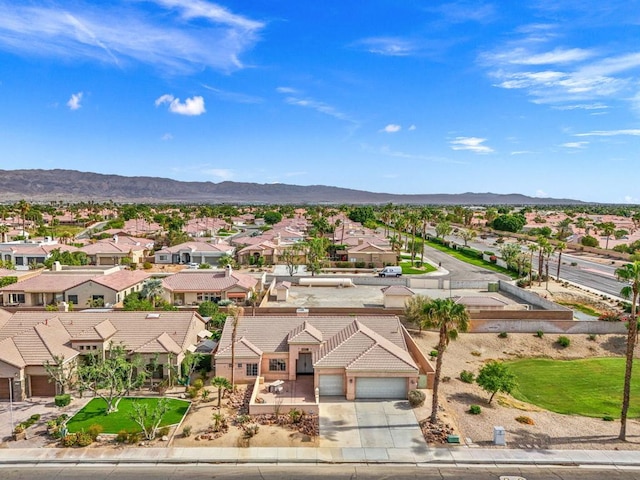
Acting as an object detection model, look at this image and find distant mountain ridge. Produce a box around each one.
[0,169,586,205]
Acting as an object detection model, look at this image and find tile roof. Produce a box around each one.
[0,274,97,293]
[0,337,26,368]
[216,336,262,358]
[89,270,151,292]
[381,285,415,296]
[0,311,206,367]
[133,332,182,355]
[162,271,257,292]
[156,241,234,255]
[288,321,323,344]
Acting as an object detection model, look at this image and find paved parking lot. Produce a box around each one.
[319,399,426,451]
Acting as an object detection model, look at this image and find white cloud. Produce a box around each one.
[276,86,298,94]
[381,124,401,133]
[552,103,608,110]
[161,133,173,141]
[408,125,416,131]
[0,1,264,73]
[201,84,262,104]
[449,136,494,154]
[574,129,640,137]
[510,150,534,155]
[354,37,417,56]
[486,47,594,66]
[66,91,83,110]
[202,168,233,180]
[155,94,206,116]
[281,94,358,126]
[561,141,588,148]
[534,189,548,197]
[364,144,466,165]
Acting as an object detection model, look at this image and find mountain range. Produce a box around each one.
[0,169,585,205]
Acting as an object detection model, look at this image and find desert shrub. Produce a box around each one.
[471,350,482,357]
[535,330,544,338]
[469,405,481,415]
[603,415,615,422]
[557,336,571,348]
[115,430,129,443]
[243,424,259,438]
[29,413,41,422]
[498,331,508,339]
[75,431,94,447]
[182,425,192,437]
[354,261,366,268]
[192,378,204,391]
[429,350,438,357]
[126,431,141,444]
[236,414,251,426]
[408,389,426,407]
[289,408,303,423]
[459,370,475,384]
[55,394,71,407]
[158,426,170,437]
[442,376,451,383]
[87,424,103,440]
[515,415,535,425]
[61,433,78,447]
[143,262,152,270]
[599,311,622,322]
[588,333,597,341]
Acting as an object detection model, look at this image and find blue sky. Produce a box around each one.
[1,1,639,203]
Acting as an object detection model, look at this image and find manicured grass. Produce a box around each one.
[424,239,518,278]
[557,302,601,317]
[67,397,190,434]
[507,358,640,419]
[400,261,437,275]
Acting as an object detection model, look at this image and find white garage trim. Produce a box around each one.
[318,374,344,396]
[355,377,407,399]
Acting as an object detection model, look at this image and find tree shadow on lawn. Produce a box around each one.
[600,335,627,355]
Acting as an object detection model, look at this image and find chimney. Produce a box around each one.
[225,264,232,277]
[274,233,281,245]
[296,307,309,317]
[59,301,69,312]
[52,261,62,272]
[358,238,364,245]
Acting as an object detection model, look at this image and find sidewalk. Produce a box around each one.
[0,446,639,467]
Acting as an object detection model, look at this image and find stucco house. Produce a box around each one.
[161,266,260,306]
[214,315,431,401]
[154,240,235,267]
[345,241,397,267]
[79,235,149,266]
[0,310,207,401]
[381,285,415,309]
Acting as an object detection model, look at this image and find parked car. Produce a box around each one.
[378,266,402,277]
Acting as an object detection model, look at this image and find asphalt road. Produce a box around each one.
[1,465,639,479]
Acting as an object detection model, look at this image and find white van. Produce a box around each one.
[378,266,402,277]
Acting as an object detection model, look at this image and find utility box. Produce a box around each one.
[488,282,499,292]
[493,426,506,445]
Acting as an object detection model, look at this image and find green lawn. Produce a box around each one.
[67,397,190,433]
[507,358,640,419]
[557,302,601,317]
[400,260,437,275]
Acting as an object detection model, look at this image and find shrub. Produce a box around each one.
[515,415,535,425]
[535,330,544,338]
[87,424,103,440]
[158,426,170,437]
[469,405,481,415]
[588,333,597,341]
[471,350,482,357]
[182,425,192,437]
[75,431,94,447]
[557,336,571,348]
[61,433,77,447]
[115,430,129,443]
[459,370,475,384]
[192,378,204,391]
[354,261,366,268]
[29,413,41,422]
[498,331,508,339]
[143,262,153,270]
[289,408,303,423]
[429,350,438,358]
[55,394,71,407]
[243,424,260,438]
[598,311,622,322]
[603,415,615,422]
[408,389,426,407]
[126,431,141,444]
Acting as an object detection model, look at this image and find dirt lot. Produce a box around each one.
[411,329,640,450]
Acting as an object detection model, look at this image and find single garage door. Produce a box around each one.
[355,377,407,399]
[319,374,344,396]
[30,375,56,397]
[0,378,10,400]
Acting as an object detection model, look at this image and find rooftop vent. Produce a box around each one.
[146,313,160,319]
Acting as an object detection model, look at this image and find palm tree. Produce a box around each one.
[0,223,9,243]
[537,237,549,286]
[542,241,555,291]
[17,200,30,238]
[422,298,470,423]
[527,242,539,287]
[141,278,164,308]
[228,305,244,391]
[555,241,567,281]
[615,261,640,441]
[211,376,232,409]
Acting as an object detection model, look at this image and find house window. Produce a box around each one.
[92,345,97,350]
[228,363,233,368]
[67,295,78,305]
[237,363,243,368]
[269,359,286,372]
[246,363,258,376]
[159,255,167,261]
[79,346,84,350]
[196,292,222,303]
[147,363,164,379]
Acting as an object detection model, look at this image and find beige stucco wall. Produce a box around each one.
[287,344,320,381]
[215,355,261,384]
[383,294,411,309]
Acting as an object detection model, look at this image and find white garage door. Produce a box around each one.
[319,374,344,396]
[355,377,407,399]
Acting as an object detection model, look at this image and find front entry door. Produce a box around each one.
[296,352,313,374]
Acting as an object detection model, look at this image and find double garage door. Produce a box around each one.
[318,375,407,399]
[355,377,407,399]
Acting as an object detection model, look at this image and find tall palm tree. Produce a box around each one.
[228,305,244,391]
[0,223,9,243]
[527,242,539,287]
[615,261,640,441]
[555,241,567,281]
[537,237,549,286]
[17,200,30,238]
[422,298,470,423]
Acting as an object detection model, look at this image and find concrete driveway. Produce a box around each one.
[319,398,426,449]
